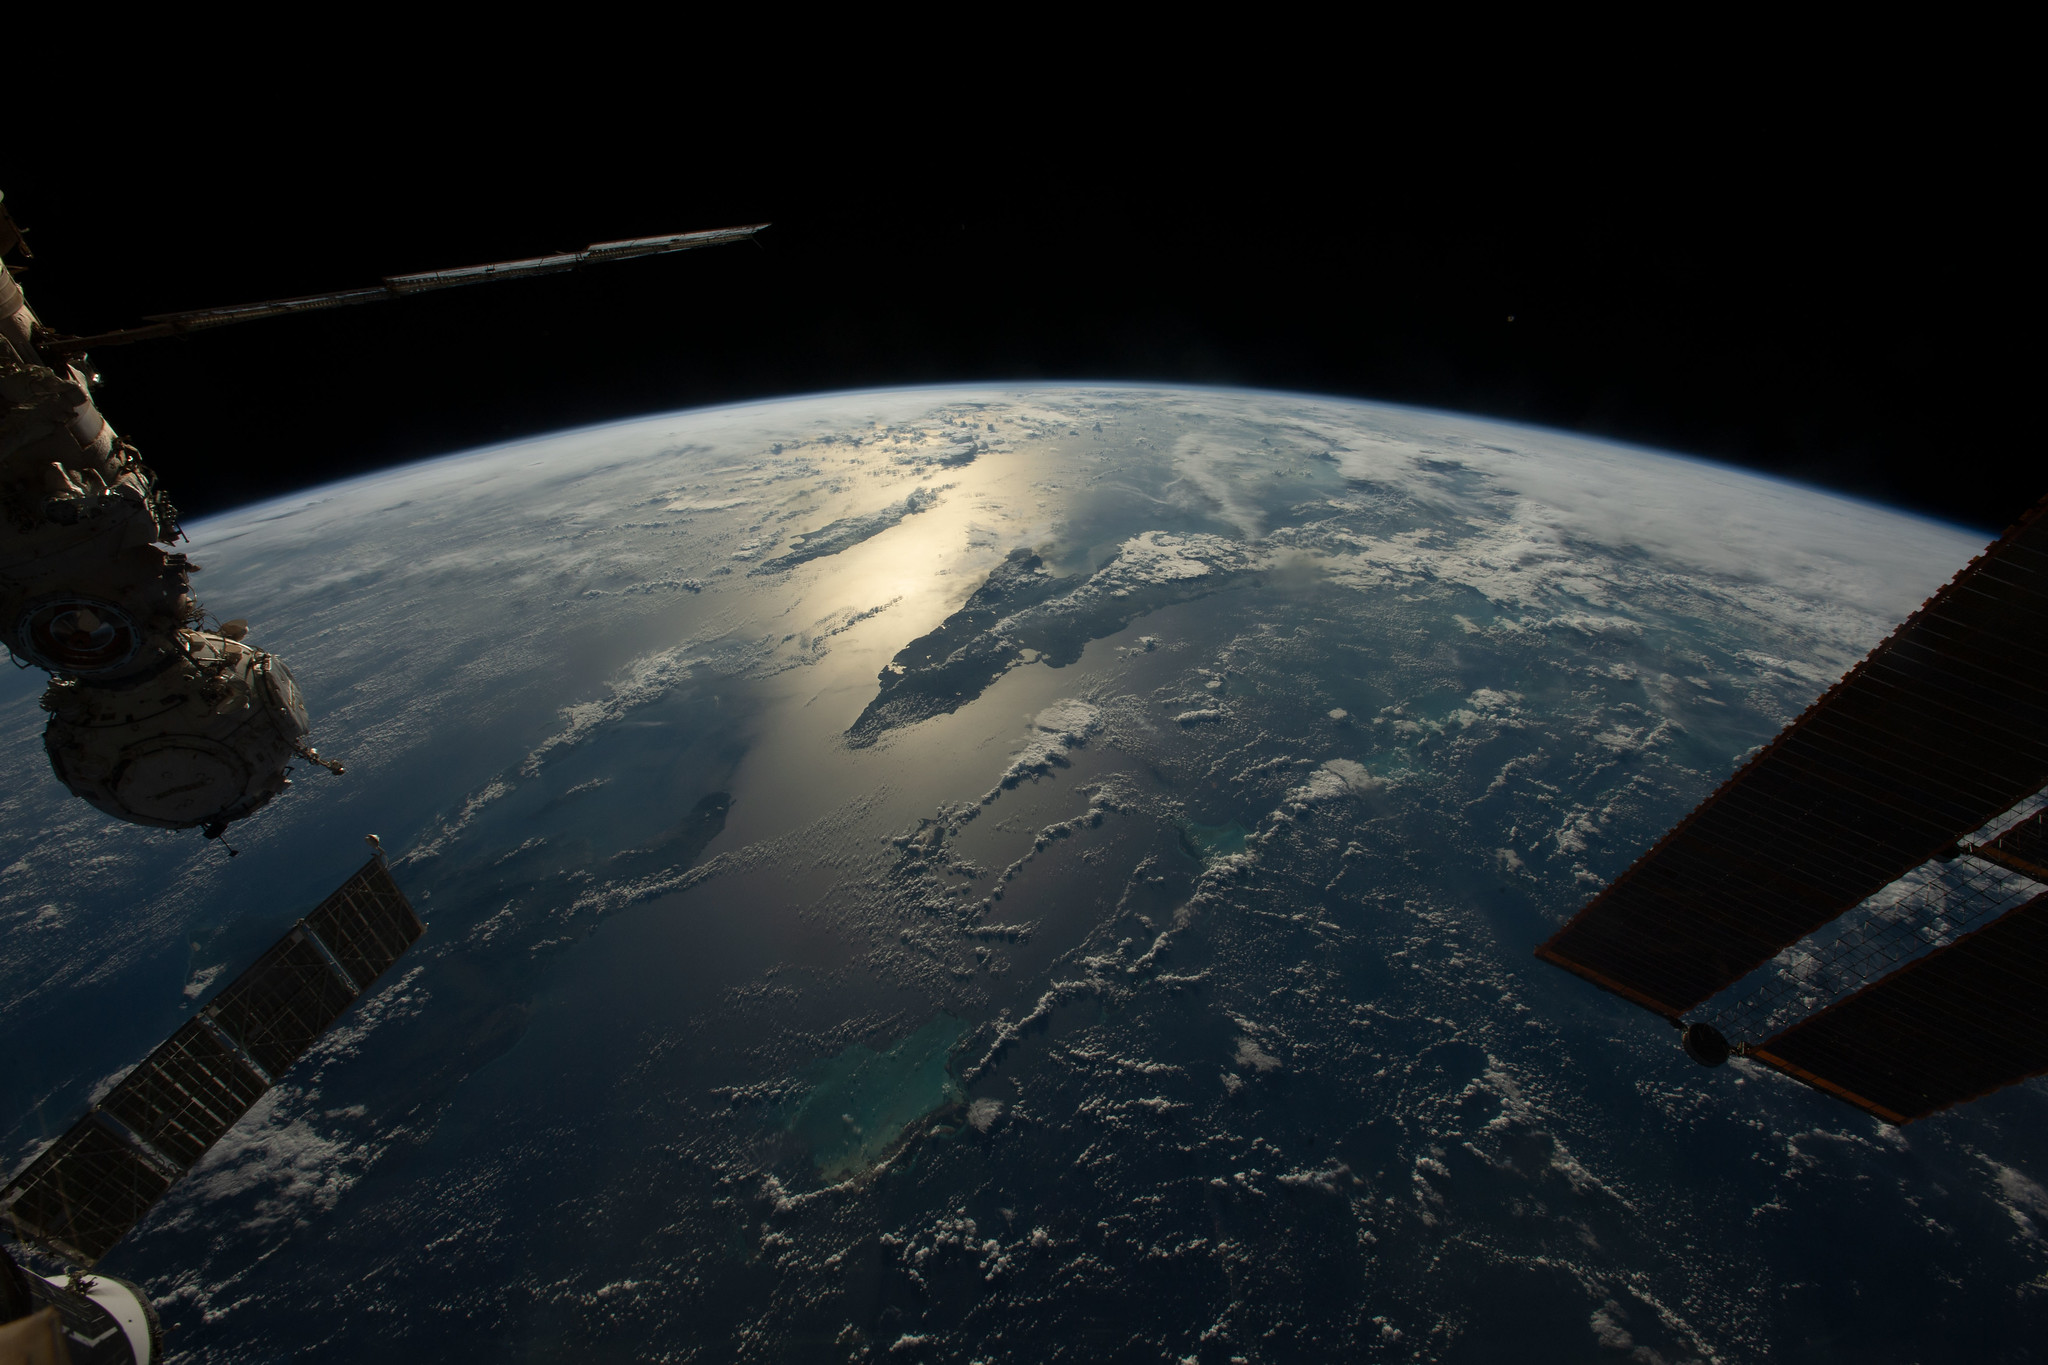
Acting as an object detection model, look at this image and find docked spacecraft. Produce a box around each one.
[0,193,764,844]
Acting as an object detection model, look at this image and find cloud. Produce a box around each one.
[1293,403,1978,624]
[1281,759,1383,808]
[991,701,1103,790]
[1233,1037,1281,1072]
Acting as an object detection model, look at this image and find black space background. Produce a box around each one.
[3,142,2033,535]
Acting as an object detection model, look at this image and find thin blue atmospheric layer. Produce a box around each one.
[782,1015,969,1179]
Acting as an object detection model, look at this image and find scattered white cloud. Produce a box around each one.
[1232,1037,1281,1072]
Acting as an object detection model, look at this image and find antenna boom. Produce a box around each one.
[44,223,770,355]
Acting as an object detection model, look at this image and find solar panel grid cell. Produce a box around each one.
[96,1020,268,1169]
[305,863,423,990]
[205,931,359,1077]
[2,1123,173,1267]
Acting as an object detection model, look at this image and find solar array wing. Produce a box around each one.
[1747,887,2048,1123]
[96,1019,267,1169]
[204,928,360,1077]
[304,863,423,989]
[1971,807,2048,883]
[43,223,770,355]
[0,1125,171,1270]
[1536,497,2048,1017]
[1,855,421,1265]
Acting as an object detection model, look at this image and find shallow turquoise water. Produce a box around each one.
[782,1015,968,1179]
[1179,818,1251,862]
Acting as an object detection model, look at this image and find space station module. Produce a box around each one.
[0,251,331,841]
[0,196,762,843]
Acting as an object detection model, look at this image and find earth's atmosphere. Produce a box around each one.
[2,386,2043,1363]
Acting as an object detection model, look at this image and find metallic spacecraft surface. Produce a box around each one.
[1538,495,2048,1122]
[0,1250,157,1365]
[0,193,765,844]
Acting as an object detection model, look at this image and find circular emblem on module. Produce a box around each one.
[18,596,141,675]
[111,737,250,827]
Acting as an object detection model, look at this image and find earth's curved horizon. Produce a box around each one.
[2,384,2041,1363]
[195,383,2002,550]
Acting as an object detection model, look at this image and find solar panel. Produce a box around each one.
[304,858,424,991]
[1537,497,2048,1016]
[1971,807,2048,884]
[96,1018,267,1169]
[1748,888,2048,1124]
[2,853,422,1265]
[203,928,359,1078]
[1,1123,171,1268]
